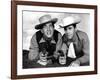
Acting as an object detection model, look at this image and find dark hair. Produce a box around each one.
[52,22,55,28]
[64,24,76,31]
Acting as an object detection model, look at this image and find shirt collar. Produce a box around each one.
[39,37,56,44]
[71,32,77,42]
[39,38,45,43]
[51,39,56,44]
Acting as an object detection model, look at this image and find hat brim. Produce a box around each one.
[35,18,58,29]
[59,21,80,29]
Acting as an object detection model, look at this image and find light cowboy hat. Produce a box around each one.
[59,16,80,28]
[35,14,58,29]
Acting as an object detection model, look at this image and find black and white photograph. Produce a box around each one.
[11,1,97,79]
[22,12,90,69]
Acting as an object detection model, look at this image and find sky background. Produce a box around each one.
[22,11,90,50]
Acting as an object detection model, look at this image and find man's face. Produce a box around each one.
[42,22,54,38]
[64,25,76,39]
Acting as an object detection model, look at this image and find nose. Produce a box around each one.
[66,29,70,34]
[47,26,50,31]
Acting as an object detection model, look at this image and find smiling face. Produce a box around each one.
[64,25,76,39]
[42,22,54,38]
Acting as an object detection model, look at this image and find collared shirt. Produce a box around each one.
[28,30,62,60]
[61,30,89,64]
[39,36,56,44]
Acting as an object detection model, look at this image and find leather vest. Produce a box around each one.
[36,30,59,57]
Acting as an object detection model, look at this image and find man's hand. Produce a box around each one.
[69,60,80,67]
[53,51,60,59]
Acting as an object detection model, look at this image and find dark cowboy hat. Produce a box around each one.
[59,16,80,28]
[35,14,58,29]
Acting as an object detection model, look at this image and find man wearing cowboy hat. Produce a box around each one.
[28,14,62,65]
[60,16,89,66]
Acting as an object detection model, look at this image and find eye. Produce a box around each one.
[49,24,53,28]
[68,27,72,30]
[43,25,47,29]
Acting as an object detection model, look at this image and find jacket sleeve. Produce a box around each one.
[77,33,90,64]
[61,43,68,56]
[28,33,39,60]
[55,33,62,53]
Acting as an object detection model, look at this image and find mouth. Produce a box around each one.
[67,34,72,36]
[47,31,51,35]
[66,34,73,39]
[46,31,53,37]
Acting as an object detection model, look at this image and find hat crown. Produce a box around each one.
[39,15,52,24]
[35,14,57,29]
[61,16,80,27]
[63,16,75,26]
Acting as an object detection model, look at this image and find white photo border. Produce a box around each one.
[17,5,94,75]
